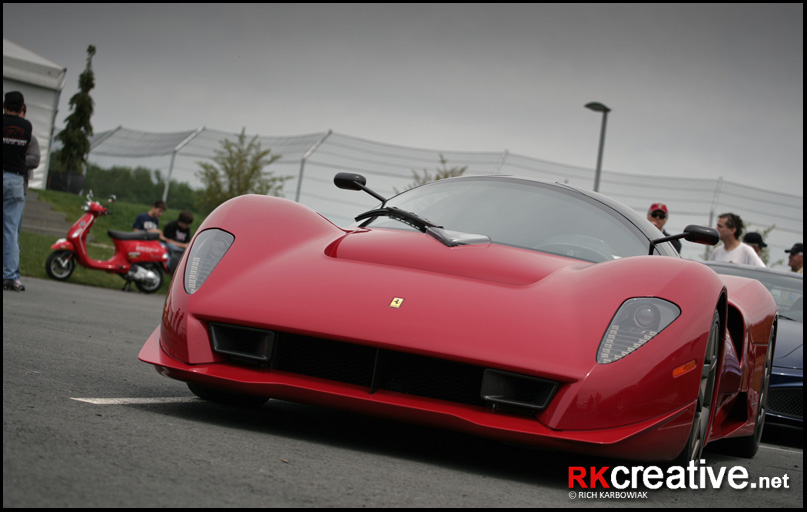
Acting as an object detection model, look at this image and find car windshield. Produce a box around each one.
[362,178,650,263]
[709,265,803,323]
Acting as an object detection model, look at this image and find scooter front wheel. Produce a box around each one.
[45,250,76,281]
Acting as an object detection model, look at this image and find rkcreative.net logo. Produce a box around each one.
[567,460,791,499]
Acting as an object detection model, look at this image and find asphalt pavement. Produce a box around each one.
[3,278,803,507]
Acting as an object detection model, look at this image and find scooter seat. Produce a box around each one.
[108,230,161,241]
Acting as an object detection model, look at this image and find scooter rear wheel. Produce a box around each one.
[134,263,164,294]
[45,250,76,281]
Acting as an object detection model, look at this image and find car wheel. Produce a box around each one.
[45,250,76,281]
[674,310,720,464]
[728,323,774,458]
[187,383,268,407]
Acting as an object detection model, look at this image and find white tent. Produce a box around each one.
[3,38,67,190]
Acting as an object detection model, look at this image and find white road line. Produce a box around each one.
[71,397,199,405]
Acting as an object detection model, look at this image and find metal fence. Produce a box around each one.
[84,127,803,270]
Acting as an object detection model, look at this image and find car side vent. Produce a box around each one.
[209,323,275,363]
[481,369,558,410]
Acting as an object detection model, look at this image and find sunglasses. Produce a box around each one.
[651,212,667,220]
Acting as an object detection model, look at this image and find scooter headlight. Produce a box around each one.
[184,229,234,295]
[597,298,680,364]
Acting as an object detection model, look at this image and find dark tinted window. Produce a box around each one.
[709,265,803,323]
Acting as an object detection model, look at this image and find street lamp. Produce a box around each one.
[585,101,610,192]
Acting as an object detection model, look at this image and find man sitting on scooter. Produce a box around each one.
[133,200,166,234]
[162,210,194,274]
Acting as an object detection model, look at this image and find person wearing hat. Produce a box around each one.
[785,243,803,274]
[743,232,768,256]
[647,203,681,253]
[710,212,766,267]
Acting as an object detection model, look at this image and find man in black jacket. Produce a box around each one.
[3,91,33,292]
[162,210,194,273]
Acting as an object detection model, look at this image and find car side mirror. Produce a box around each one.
[682,225,720,246]
[334,172,367,191]
[649,224,719,255]
[334,172,388,205]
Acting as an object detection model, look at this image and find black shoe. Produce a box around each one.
[2,280,11,291]
[8,280,25,292]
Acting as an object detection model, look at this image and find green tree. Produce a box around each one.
[394,154,467,194]
[153,173,199,212]
[84,163,201,211]
[195,128,289,214]
[53,45,97,176]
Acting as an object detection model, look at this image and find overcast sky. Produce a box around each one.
[3,3,803,196]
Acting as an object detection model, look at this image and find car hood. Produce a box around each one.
[773,318,803,370]
[330,227,581,286]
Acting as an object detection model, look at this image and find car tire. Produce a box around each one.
[187,383,268,407]
[673,310,720,464]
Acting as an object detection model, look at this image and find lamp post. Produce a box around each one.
[585,101,610,192]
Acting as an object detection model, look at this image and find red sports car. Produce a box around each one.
[140,174,778,462]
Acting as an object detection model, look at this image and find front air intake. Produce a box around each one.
[210,323,275,363]
[480,369,558,410]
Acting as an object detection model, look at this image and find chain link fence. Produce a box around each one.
[84,127,802,270]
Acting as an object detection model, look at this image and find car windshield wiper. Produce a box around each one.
[355,206,442,232]
[355,207,491,247]
[334,174,489,247]
[333,173,439,232]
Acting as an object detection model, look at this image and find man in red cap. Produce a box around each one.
[647,203,681,253]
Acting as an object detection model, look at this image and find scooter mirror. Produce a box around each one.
[108,195,117,204]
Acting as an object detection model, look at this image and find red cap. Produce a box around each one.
[649,203,668,214]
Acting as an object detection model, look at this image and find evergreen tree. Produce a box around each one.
[54,45,97,175]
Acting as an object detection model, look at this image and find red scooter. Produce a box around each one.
[45,192,170,293]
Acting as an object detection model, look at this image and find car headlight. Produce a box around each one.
[184,229,234,295]
[597,298,680,364]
